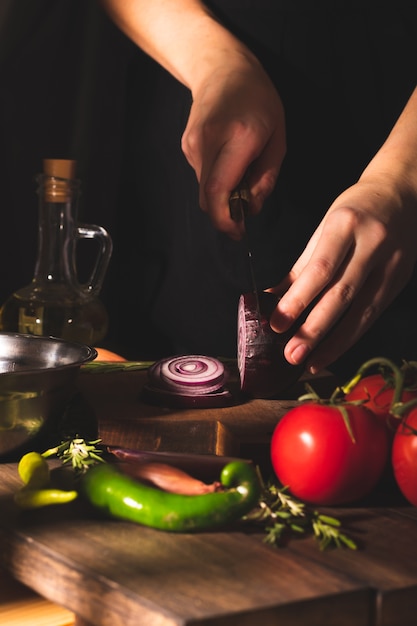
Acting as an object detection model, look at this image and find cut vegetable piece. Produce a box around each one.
[150,355,225,395]
[107,447,249,482]
[142,355,234,408]
[116,461,221,495]
[237,291,303,398]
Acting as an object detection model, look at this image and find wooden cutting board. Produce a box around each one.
[0,569,75,626]
[2,367,417,626]
[1,461,417,626]
[73,366,335,475]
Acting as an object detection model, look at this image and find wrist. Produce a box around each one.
[358,168,417,215]
[178,15,262,93]
[360,87,417,201]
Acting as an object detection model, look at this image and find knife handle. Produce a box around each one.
[229,179,250,222]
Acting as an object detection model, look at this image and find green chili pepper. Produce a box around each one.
[14,488,78,510]
[81,460,261,532]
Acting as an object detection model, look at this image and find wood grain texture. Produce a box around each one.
[284,506,417,626]
[0,462,370,626]
[1,369,416,626]
[0,568,75,626]
[75,367,332,461]
[1,460,417,626]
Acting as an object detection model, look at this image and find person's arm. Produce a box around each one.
[103,0,243,90]
[270,86,417,372]
[101,0,286,238]
[360,85,417,192]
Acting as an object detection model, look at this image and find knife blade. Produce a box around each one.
[229,180,262,328]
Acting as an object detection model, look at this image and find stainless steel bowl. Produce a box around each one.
[0,333,96,459]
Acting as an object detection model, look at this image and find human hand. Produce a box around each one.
[268,175,417,373]
[181,50,286,239]
[101,0,285,238]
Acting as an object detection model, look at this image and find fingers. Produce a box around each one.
[268,202,414,371]
[305,260,408,373]
[246,138,286,215]
[198,122,261,239]
[180,59,286,239]
[278,246,410,372]
[201,129,284,239]
[283,276,377,369]
[270,208,364,332]
[182,116,284,239]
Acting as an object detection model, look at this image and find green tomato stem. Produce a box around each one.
[390,397,417,420]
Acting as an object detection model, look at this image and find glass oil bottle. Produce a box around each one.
[0,159,112,345]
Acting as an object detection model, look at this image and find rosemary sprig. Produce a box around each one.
[38,439,356,550]
[42,437,105,473]
[244,474,357,551]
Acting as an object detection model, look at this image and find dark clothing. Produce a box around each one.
[103,1,417,377]
[1,1,417,378]
[0,1,129,301]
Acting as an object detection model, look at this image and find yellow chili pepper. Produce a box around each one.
[15,450,78,509]
[14,488,78,510]
[18,451,50,488]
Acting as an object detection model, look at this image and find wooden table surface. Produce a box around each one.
[1,367,417,626]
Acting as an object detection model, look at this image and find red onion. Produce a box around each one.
[150,355,225,395]
[107,447,247,483]
[143,293,304,406]
[115,461,221,495]
[238,291,303,398]
[142,355,234,408]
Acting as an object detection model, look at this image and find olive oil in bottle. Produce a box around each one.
[0,159,112,344]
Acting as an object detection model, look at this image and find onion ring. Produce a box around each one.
[143,355,233,408]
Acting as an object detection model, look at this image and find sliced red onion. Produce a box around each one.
[143,355,233,408]
[143,293,304,406]
[238,291,303,398]
[151,355,225,395]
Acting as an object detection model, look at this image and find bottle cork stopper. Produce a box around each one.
[43,159,76,180]
[42,159,77,202]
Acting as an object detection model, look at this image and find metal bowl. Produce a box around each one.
[0,333,97,460]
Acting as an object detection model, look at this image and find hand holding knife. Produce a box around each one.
[229,178,251,223]
[229,180,262,327]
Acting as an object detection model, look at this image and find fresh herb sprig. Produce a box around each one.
[39,439,357,550]
[245,473,357,551]
[42,437,105,473]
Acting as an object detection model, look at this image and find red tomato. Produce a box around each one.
[392,407,417,506]
[345,373,417,432]
[270,403,389,506]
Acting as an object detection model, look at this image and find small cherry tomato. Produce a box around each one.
[392,406,417,506]
[270,402,389,506]
[93,347,127,362]
[345,373,417,432]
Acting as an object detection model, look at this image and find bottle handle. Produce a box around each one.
[76,224,113,296]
